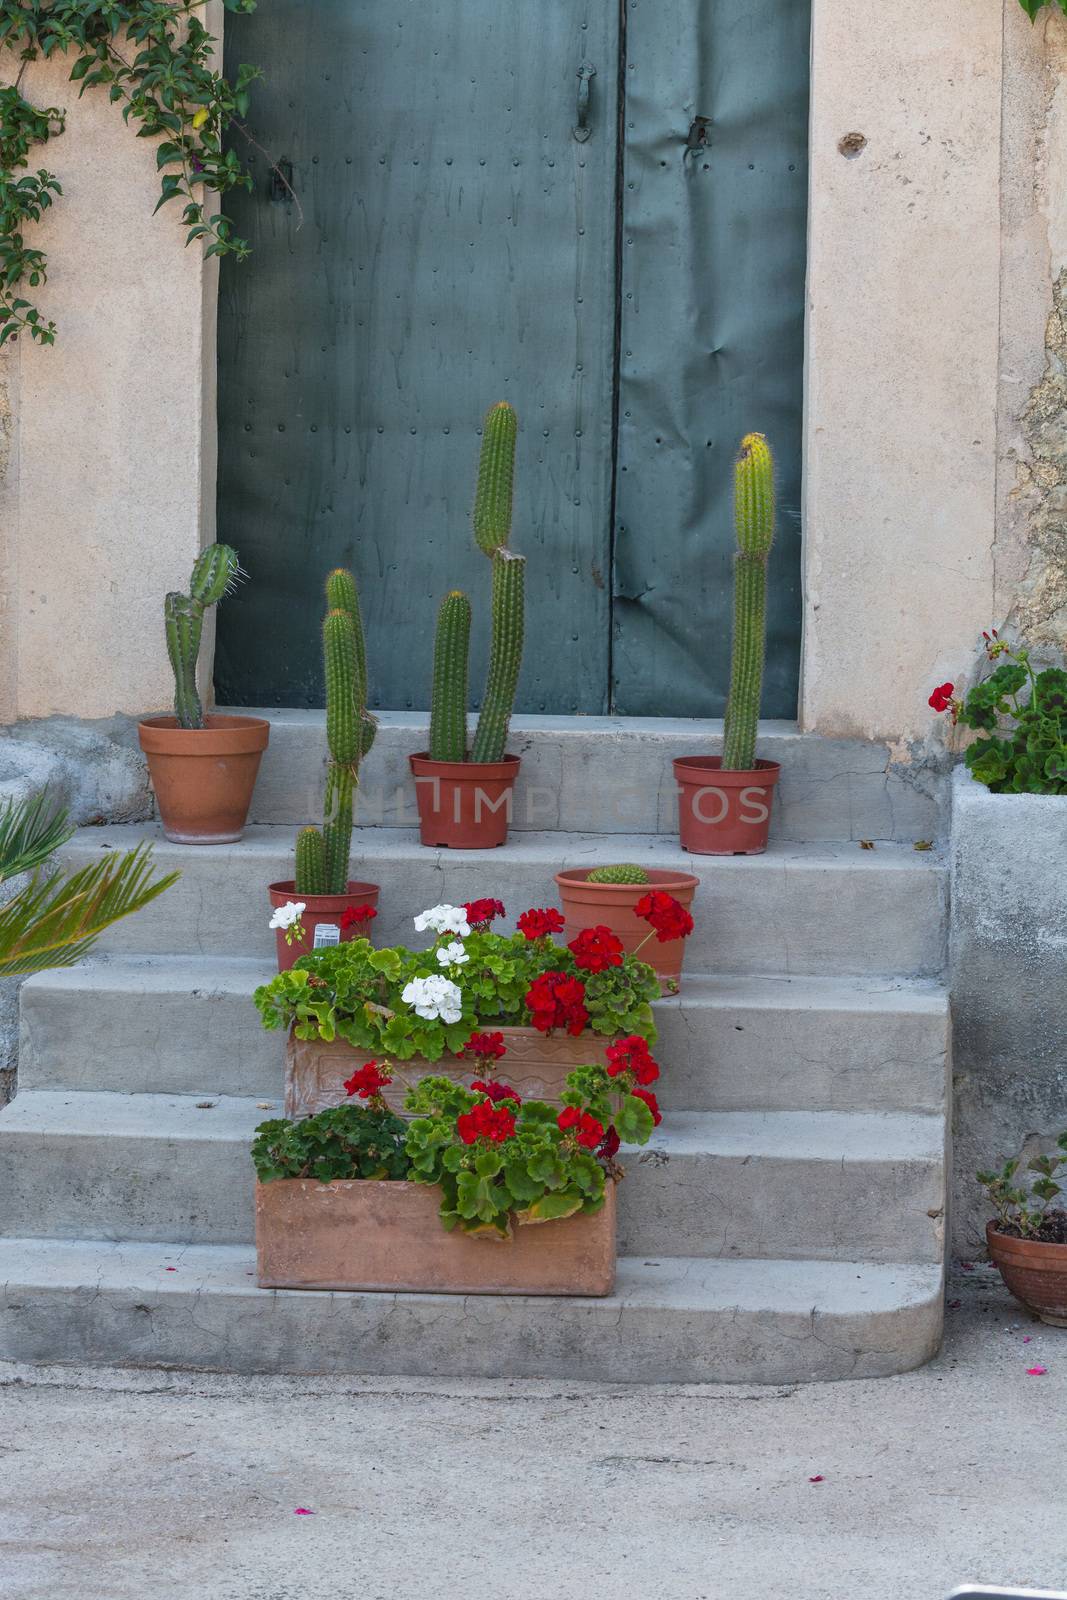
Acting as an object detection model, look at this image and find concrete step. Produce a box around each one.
[233,709,947,845]
[57,825,948,977]
[18,959,949,1115]
[0,1091,946,1264]
[0,1235,944,1383]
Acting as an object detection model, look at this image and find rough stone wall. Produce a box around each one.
[996,8,1067,662]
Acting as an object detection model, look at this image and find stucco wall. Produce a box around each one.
[0,39,217,723]
[801,0,1004,745]
[950,766,1067,1253]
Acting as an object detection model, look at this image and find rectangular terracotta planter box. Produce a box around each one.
[255,1176,617,1296]
[285,1026,613,1119]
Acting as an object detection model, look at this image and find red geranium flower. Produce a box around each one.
[516,907,566,941]
[456,1097,517,1145]
[462,1031,507,1061]
[568,924,625,974]
[471,1078,522,1105]
[634,890,694,944]
[598,1126,621,1161]
[343,1060,392,1099]
[525,971,589,1036]
[557,1105,605,1150]
[605,1035,660,1086]
[928,682,955,713]
[631,1087,662,1127]
[340,903,377,932]
[464,898,505,927]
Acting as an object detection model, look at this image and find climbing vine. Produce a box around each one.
[0,0,265,345]
[1019,0,1067,17]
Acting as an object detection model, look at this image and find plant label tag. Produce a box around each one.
[313,923,341,949]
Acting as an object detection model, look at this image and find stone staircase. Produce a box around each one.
[0,715,951,1383]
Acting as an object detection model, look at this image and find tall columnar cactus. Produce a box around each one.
[295,569,376,897]
[164,543,242,729]
[429,592,472,762]
[426,402,526,765]
[722,433,775,772]
[471,549,525,763]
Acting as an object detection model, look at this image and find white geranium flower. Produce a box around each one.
[269,901,306,931]
[401,974,464,1024]
[413,903,472,939]
[436,941,469,968]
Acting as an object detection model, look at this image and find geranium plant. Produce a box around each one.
[254,895,674,1059]
[252,1050,661,1238]
[979,1135,1067,1244]
[929,632,1067,794]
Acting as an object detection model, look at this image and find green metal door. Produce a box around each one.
[215,1,809,718]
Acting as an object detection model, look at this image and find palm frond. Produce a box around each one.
[0,844,180,978]
[0,789,74,882]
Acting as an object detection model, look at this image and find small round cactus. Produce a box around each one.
[587,864,650,885]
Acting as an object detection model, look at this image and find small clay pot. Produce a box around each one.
[673,755,781,855]
[554,867,698,992]
[138,714,269,844]
[256,1176,617,1296]
[987,1220,1067,1326]
[268,880,380,972]
[409,752,520,848]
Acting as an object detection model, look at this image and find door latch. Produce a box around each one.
[574,62,597,142]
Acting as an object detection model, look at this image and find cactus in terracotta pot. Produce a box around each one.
[722,433,775,772]
[426,402,526,765]
[587,865,649,885]
[165,543,242,729]
[296,569,377,896]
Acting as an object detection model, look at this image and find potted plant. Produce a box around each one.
[979,1134,1067,1325]
[673,433,782,854]
[410,402,525,848]
[252,1056,659,1295]
[268,568,379,970]
[138,544,270,843]
[254,896,664,1119]
[553,864,697,993]
[928,630,1067,793]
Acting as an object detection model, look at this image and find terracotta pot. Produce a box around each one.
[554,867,698,993]
[409,752,520,848]
[268,880,380,972]
[285,1025,614,1119]
[673,756,781,855]
[987,1220,1067,1326]
[256,1176,616,1295]
[138,714,269,844]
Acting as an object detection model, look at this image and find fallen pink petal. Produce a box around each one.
[294,1508,315,1515]
[1026,1366,1048,1376]
[1023,1335,1032,1343]
[808,1475,825,1483]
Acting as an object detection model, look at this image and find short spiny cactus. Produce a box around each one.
[722,433,775,772]
[164,543,242,729]
[426,402,526,766]
[587,864,650,885]
[295,570,376,897]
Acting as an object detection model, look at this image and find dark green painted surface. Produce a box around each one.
[216,0,619,711]
[216,1,808,716]
[612,0,810,717]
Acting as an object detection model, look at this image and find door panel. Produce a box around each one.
[216,0,619,712]
[611,0,809,717]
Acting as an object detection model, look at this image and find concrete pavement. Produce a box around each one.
[0,1266,1063,1600]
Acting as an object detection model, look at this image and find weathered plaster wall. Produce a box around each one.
[950,767,1067,1254]
[801,0,1003,745]
[0,40,217,722]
